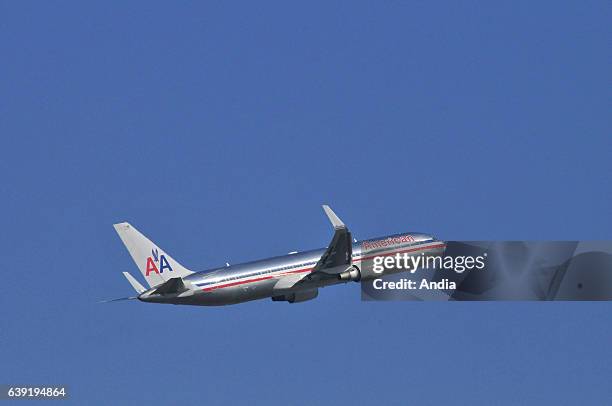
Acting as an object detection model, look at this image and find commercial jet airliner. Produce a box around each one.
[112,206,445,305]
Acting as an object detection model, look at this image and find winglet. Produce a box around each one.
[123,271,146,294]
[322,205,346,230]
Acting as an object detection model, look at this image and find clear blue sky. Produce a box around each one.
[1,1,610,404]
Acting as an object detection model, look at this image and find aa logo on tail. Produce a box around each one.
[146,247,174,276]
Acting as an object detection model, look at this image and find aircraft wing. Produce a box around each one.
[273,206,354,291]
[312,205,353,274]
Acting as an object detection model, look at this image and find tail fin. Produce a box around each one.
[113,222,194,288]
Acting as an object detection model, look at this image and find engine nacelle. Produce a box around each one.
[272,288,319,303]
[338,265,361,282]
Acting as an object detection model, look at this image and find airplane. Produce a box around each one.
[111,205,446,305]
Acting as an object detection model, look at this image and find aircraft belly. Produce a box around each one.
[237,278,277,301]
[186,278,277,305]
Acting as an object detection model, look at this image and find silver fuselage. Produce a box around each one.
[138,232,445,305]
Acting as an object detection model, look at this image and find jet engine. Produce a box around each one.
[272,288,319,303]
[338,265,361,282]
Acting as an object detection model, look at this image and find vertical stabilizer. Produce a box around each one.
[113,222,193,288]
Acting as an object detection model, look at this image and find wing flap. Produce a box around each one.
[274,273,310,290]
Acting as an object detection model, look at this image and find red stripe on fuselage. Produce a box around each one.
[201,267,313,292]
[201,242,446,292]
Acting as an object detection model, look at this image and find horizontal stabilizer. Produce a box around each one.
[123,272,146,294]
